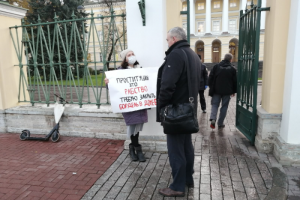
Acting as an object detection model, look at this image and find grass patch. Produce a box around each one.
[28,74,105,87]
[258,78,262,80]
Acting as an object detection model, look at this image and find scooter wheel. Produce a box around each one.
[51,131,60,143]
[20,130,30,141]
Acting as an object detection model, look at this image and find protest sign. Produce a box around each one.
[105,67,159,113]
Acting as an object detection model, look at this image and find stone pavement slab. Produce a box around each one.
[83,86,300,200]
[0,134,124,200]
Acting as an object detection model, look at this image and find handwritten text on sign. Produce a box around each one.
[105,67,158,113]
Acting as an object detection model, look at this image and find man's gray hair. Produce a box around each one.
[224,53,233,61]
[168,27,187,41]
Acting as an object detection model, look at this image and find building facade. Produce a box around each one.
[84,0,265,65]
[84,1,127,70]
[182,0,266,63]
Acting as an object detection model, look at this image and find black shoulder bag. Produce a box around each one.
[160,49,199,134]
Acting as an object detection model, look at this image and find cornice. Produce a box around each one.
[0,2,27,19]
[84,2,125,8]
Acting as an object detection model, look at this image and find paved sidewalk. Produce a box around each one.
[284,166,300,200]
[0,135,124,200]
[1,85,300,199]
[82,88,300,200]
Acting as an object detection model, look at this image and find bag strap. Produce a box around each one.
[180,49,194,103]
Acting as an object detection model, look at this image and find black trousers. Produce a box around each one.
[167,134,194,192]
[199,90,206,110]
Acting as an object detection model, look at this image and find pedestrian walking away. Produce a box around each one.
[105,49,147,162]
[208,53,237,129]
[156,27,201,197]
[198,54,208,113]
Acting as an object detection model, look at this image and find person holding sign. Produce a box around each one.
[105,49,147,162]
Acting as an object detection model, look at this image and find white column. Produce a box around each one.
[205,0,211,34]
[280,0,300,144]
[240,0,247,11]
[126,0,166,136]
[261,0,266,30]
[222,0,229,33]
[189,0,196,35]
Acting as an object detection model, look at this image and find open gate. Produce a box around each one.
[236,0,269,144]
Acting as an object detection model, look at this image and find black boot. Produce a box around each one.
[129,144,138,161]
[134,145,146,162]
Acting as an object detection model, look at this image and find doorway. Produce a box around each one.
[195,40,205,62]
[229,38,239,62]
[212,39,221,63]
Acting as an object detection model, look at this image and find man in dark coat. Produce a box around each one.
[198,54,208,113]
[208,53,237,129]
[156,27,201,197]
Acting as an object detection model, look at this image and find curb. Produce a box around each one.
[265,167,288,200]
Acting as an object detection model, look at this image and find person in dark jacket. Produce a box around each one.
[208,53,237,129]
[157,27,201,197]
[198,54,208,113]
[105,49,147,162]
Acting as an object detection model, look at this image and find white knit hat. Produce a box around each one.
[120,49,133,60]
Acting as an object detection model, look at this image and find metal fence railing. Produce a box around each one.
[10,8,126,108]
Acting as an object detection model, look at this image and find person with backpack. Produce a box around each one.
[208,53,237,129]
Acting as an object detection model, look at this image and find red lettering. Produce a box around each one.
[144,100,149,106]
[143,99,156,107]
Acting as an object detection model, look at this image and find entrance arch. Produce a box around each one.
[212,39,221,63]
[229,38,239,62]
[195,40,205,61]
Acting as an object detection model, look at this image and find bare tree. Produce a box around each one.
[96,0,127,70]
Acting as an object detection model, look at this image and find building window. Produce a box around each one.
[198,3,205,10]
[230,0,237,7]
[98,31,103,41]
[197,22,205,33]
[198,22,205,33]
[97,14,101,21]
[229,19,237,31]
[182,4,187,11]
[247,0,252,6]
[212,21,220,32]
[213,1,221,9]
[99,52,103,62]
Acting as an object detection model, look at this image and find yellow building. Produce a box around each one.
[85,0,265,64]
[84,1,127,70]
[181,0,266,63]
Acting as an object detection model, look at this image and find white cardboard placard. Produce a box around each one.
[105,67,159,113]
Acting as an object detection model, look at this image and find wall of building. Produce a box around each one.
[280,0,300,144]
[166,0,182,31]
[126,0,168,141]
[0,8,27,110]
[261,0,291,113]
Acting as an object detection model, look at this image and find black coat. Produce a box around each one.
[199,63,208,90]
[208,60,237,96]
[156,40,201,122]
